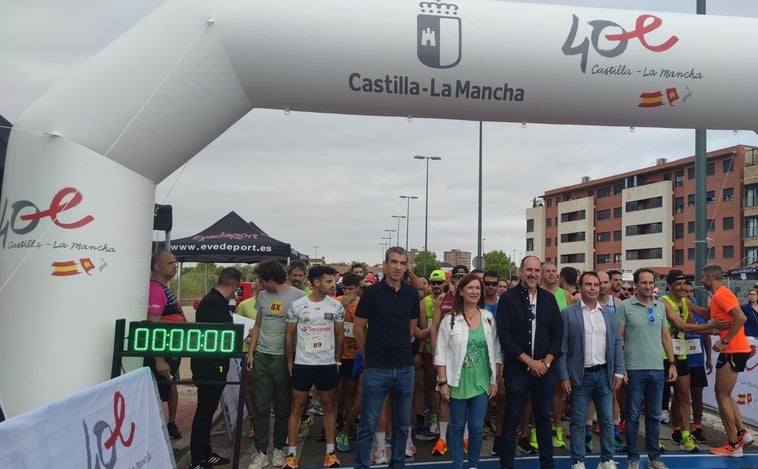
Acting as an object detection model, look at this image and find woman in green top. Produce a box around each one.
[434,274,502,469]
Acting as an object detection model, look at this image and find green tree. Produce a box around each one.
[412,251,441,277]
[483,250,517,280]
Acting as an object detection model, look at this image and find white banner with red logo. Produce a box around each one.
[0,367,174,468]
[703,336,758,426]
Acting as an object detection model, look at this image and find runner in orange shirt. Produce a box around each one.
[701,264,754,457]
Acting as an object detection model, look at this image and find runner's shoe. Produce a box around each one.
[336,433,351,453]
[710,442,743,457]
[282,455,298,469]
[323,452,340,468]
[371,448,387,464]
[431,439,447,456]
[738,430,755,448]
[692,428,707,444]
[679,434,699,453]
[552,425,566,448]
[517,437,537,455]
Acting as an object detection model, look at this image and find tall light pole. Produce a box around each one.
[415,155,442,275]
[314,245,319,260]
[399,195,418,250]
[392,215,406,246]
[384,229,396,247]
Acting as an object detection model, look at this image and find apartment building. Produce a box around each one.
[525,145,758,274]
[444,249,472,269]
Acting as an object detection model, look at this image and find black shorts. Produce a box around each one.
[144,356,181,401]
[716,352,750,372]
[339,359,358,379]
[689,366,708,388]
[663,358,690,377]
[291,364,339,392]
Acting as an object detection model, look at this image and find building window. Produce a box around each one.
[746,184,758,207]
[613,230,622,241]
[723,245,735,259]
[626,248,663,260]
[747,247,758,265]
[561,210,585,222]
[597,232,611,242]
[626,222,664,236]
[723,187,734,201]
[675,171,684,187]
[614,253,622,263]
[626,196,663,212]
[688,248,695,260]
[547,198,552,207]
[675,197,684,213]
[546,218,552,227]
[614,183,624,195]
[675,223,684,239]
[526,238,534,251]
[675,249,684,265]
[724,159,734,173]
[613,207,622,218]
[688,167,695,179]
[560,232,586,243]
[688,221,695,233]
[559,253,585,264]
[526,219,534,232]
[723,217,734,230]
[707,191,716,204]
[597,187,611,198]
[746,216,758,238]
[546,237,552,247]
[663,173,671,181]
[597,209,611,220]
[707,162,715,176]
[597,254,611,264]
[556,196,561,203]
[688,194,695,206]
[588,190,594,197]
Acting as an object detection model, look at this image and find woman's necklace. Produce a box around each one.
[464,307,479,319]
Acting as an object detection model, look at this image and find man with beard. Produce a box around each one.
[497,256,563,469]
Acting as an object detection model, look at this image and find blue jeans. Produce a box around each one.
[354,367,414,469]
[625,369,664,462]
[499,370,556,469]
[569,368,614,464]
[449,392,489,469]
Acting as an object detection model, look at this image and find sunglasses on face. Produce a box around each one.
[453,274,465,279]
[430,281,444,285]
[483,281,498,287]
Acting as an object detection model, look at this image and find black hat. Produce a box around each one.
[666,269,686,285]
[452,265,469,276]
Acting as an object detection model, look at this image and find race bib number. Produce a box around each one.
[686,338,702,355]
[305,332,334,353]
[343,322,354,338]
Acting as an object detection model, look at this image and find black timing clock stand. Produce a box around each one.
[112,318,247,469]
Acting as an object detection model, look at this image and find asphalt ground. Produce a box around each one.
[167,379,758,469]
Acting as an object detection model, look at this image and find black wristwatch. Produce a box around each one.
[721,338,730,345]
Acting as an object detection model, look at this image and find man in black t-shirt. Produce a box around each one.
[189,267,242,469]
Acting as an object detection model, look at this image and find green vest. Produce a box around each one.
[660,295,688,360]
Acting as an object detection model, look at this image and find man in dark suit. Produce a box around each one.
[497,255,563,469]
[556,271,625,469]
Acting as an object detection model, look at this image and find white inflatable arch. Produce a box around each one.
[2,0,758,415]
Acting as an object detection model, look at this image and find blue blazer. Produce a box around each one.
[556,301,624,388]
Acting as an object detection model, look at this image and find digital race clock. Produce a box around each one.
[126,321,244,358]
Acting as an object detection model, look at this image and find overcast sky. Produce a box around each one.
[3,0,758,267]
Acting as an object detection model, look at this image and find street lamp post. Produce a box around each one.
[392,215,406,246]
[414,155,442,275]
[384,229,396,247]
[314,245,319,260]
[399,195,418,250]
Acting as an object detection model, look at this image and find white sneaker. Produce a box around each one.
[647,460,669,469]
[405,437,417,457]
[627,460,639,469]
[248,451,269,469]
[372,448,388,464]
[660,410,670,424]
[271,448,286,467]
[740,430,755,447]
[429,422,439,434]
[570,462,586,469]
[597,461,618,469]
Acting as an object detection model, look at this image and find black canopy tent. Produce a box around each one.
[154,210,306,263]
[726,262,758,280]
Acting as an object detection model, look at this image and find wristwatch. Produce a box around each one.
[721,338,730,345]
[541,359,551,369]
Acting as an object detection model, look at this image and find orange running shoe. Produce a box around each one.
[431,439,448,456]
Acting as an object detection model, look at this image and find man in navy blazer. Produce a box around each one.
[556,271,624,469]
[497,256,563,469]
